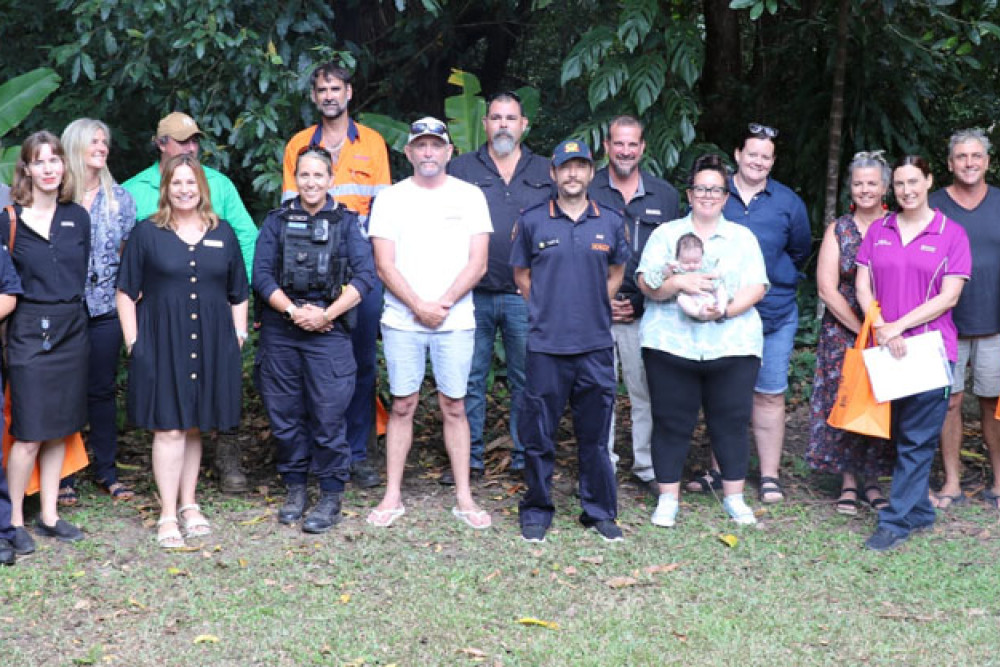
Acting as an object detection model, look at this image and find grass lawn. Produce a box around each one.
[3,462,1000,667]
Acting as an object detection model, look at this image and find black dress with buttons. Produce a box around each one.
[117,219,249,431]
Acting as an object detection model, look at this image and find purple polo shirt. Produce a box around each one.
[855,211,971,361]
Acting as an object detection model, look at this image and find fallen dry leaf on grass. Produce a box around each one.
[563,566,578,576]
[456,647,488,658]
[718,534,738,548]
[238,514,269,526]
[192,634,219,644]
[580,555,604,565]
[166,567,189,577]
[605,576,638,589]
[339,594,351,604]
[516,617,560,630]
[644,563,681,575]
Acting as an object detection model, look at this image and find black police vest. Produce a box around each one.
[278,207,350,302]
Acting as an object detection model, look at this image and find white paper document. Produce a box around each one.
[861,329,953,403]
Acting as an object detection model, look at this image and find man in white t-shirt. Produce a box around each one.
[366,117,494,529]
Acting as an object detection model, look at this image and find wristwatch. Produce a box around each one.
[283,304,297,321]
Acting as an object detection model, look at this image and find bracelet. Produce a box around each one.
[236,330,249,342]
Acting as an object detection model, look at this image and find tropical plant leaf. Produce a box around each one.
[445,69,486,154]
[356,112,410,154]
[0,68,61,138]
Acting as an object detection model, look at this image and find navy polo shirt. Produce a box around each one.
[511,198,630,354]
[0,203,90,304]
[589,168,679,317]
[448,144,552,294]
[723,176,810,332]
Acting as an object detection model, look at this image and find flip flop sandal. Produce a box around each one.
[366,506,405,527]
[451,506,492,530]
[57,485,80,507]
[99,481,136,501]
[686,469,722,494]
[864,485,889,511]
[933,492,968,510]
[835,487,860,516]
[178,504,212,538]
[759,476,785,504]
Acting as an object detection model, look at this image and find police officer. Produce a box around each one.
[511,139,630,543]
[252,146,376,533]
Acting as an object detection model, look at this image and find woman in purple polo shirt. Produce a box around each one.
[855,155,970,552]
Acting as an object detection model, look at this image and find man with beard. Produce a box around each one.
[930,128,1000,511]
[366,118,493,529]
[281,63,391,490]
[588,116,679,497]
[442,91,552,484]
[512,140,630,543]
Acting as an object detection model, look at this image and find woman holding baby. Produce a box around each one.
[636,154,769,528]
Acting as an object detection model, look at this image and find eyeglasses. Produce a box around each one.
[410,120,448,137]
[748,123,779,139]
[689,185,728,198]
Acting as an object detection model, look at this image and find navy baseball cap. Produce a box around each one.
[552,139,593,166]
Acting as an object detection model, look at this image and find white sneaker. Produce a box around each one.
[723,494,757,525]
[651,493,679,527]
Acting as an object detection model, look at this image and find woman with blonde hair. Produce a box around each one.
[117,153,248,549]
[59,118,137,504]
[1,131,91,550]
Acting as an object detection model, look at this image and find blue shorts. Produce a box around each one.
[381,325,475,399]
[755,306,798,394]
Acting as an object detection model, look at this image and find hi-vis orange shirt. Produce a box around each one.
[281,118,390,221]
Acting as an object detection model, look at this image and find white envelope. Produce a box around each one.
[861,329,953,403]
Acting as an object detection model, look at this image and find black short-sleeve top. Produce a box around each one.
[0,203,91,303]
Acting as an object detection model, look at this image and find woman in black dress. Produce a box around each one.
[2,131,90,550]
[117,154,249,549]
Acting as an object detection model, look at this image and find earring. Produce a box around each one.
[849,202,856,213]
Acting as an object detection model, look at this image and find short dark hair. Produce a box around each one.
[738,122,778,151]
[485,91,523,116]
[687,153,729,188]
[676,232,704,259]
[607,115,644,141]
[311,62,353,89]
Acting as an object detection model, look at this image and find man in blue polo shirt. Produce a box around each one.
[589,115,679,497]
[512,139,630,543]
[444,91,552,484]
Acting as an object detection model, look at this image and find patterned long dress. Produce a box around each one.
[806,214,895,478]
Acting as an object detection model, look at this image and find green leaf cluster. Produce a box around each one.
[0,68,61,183]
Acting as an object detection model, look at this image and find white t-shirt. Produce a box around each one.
[368,176,493,331]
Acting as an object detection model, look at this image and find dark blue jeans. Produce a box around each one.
[345,280,383,464]
[879,382,951,537]
[66,313,123,488]
[0,396,12,540]
[465,290,528,470]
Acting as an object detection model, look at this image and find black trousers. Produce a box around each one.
[643,349,759,484]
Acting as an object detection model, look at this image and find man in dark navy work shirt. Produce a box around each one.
[444,91,551,484]
[511,139,630,543]
[589,115,679,497]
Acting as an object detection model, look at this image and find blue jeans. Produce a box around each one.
[465,291,528,470]
[879,382,951,537]
[345,280,383,464]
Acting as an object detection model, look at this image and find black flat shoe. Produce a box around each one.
[0,538,14,565]
[34,518,84,543]
[12,526,35,555]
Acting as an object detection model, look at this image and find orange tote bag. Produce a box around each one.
[827,302,891,439]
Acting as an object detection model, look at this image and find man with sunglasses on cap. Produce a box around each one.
[281,62,391,490]
[442,91,552,485]
[512,139,630,543]
[123,111,259,494]
[365,118,493,529]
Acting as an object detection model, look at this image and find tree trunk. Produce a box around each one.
[823,0,851,224]
[700,0,743,146]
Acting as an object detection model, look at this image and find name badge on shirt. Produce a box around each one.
[919,244,937,253]
[60,220,75,227]
[646,208,661,216]
[203,239,224,248]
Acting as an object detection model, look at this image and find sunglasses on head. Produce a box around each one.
[748,123,779,139]
[410,120,448,136]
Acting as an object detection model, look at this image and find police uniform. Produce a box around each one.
[510,198,630,530]
[252,197,376,493]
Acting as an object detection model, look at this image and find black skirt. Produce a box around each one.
[6,301,89,441]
